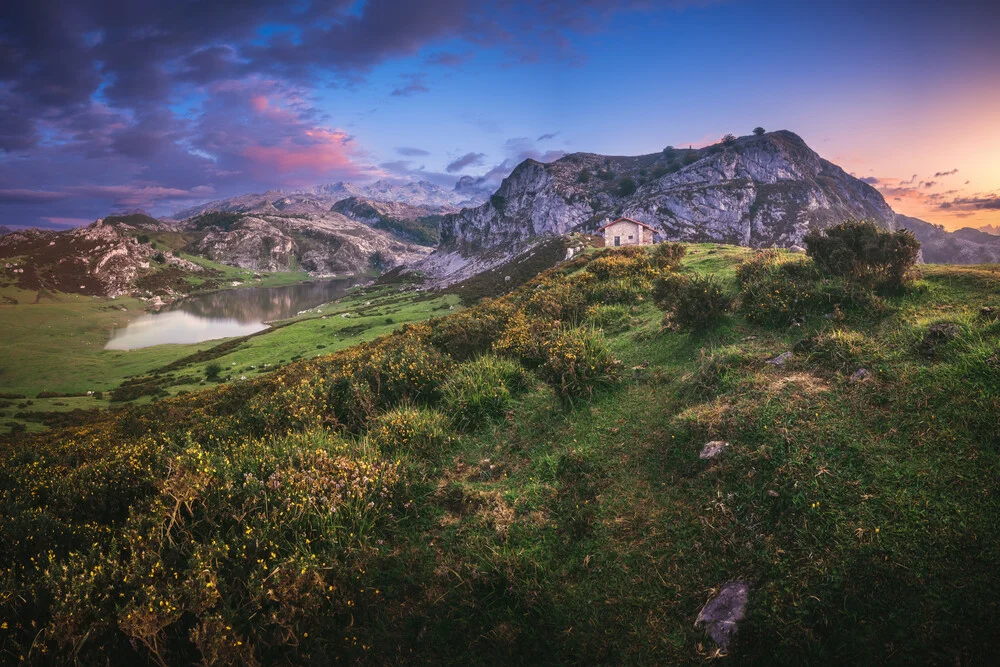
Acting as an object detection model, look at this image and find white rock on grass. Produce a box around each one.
[695,581,749,651]
[766,351,793,366]
[699,441,730,459]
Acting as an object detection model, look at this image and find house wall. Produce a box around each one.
[603,220,652,247]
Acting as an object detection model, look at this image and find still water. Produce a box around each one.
[105,278,359,350]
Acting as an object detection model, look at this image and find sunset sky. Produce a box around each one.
[1,0,998,230]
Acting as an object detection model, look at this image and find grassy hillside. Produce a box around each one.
[1,244,998,664]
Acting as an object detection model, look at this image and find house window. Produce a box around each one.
[628,235,633,240]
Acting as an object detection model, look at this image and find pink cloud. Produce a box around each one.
[241,128,370,182]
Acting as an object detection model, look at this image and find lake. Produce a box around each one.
[104,278,360,350]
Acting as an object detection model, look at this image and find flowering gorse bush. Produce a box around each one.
[367,405,451,455]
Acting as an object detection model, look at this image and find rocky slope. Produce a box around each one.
[0,219,201,297]
[331,197,443,246]
[188,212,430,274]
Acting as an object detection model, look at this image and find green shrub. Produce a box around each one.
[367,405,451,455]
[804,219,920,288]
[617,177,637,197]
[803,329,870,372]
[657,274,732,331]
[536,328,622,401]
[205,363,222,381]
[442,355,532,430]
[651,242,686,270]
[651,273,688,312]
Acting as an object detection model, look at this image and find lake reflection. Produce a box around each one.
[105,278,359,350]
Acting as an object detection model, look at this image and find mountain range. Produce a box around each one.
[171,179,487,220]
[3,130,998,297]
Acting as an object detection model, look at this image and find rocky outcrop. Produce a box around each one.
[189,213,431,274]
[0,219,195,296]
[623,131,896,246]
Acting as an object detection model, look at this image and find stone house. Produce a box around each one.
[598,217,656,247]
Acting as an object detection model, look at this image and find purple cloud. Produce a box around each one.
[396,147,431,156]
[390,74,430,97]
[446,152,488,173]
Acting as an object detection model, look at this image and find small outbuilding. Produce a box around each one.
[598,217,656,247]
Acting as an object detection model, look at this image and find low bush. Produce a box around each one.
[804,219,920,289]
[428,298,515,361]
[803,329,871,371]
[441,355,532,430]
[536,327,622,401]
[492,311,559,367]
[524,279,588,323]
[651,241,686,270]
[35,431,402,664]
[586,252,657,281]
[737,250,825,324]
[205,362,222,381]
[367,405,451,455]
[655,274,732,331]
[737,249,890,324]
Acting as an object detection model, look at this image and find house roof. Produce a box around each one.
[597,217,657,233]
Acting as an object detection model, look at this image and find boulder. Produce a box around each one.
[850,368,870,382]
[766,351,793,366]
[695,581,749,651]
[699,441,730,460]
[917,323,960,357]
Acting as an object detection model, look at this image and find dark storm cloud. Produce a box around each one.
[0,189,69,204]
[446,152,488,172]
[860,176,880,184]
[933,168,959,177]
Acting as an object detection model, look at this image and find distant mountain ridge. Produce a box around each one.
[896,216,1000,264]
[171,179,487,220]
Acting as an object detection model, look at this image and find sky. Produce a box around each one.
[1,0,998,231]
